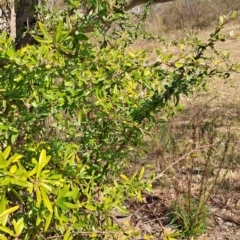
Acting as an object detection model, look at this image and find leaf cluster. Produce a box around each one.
[0,147,151,239]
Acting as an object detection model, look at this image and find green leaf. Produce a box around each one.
[12,180,33,188]
[0,226,14,236]
[0,206,19,218]
[11,133,18,145]
[9,165,17,174]
[6,48,16,58]
[175,61,184,68]
[38,22,52,41]
[36,186,42,207]
[169,232,180,237]
[84,203,96,211]
[144,69,151,76]
[128,52,135,58]
[0,178,11,187]
[63,202,80,209]
[40,182,52,192]
[74,32,88,41]
[8,154,22,163]
[0,152,7,166]
[0,234,7,240]
[156,49,161,56]
[27,166,37,177]
[120,174,129,181]
[34,35,52,44]
[37,149,46,179]
[59,32,71,43]
[164,54,173,62]
[36,213,42,226]
[54,20,63,43]
[57,185,70,200]
[139,167,145,179]
[63,228,71,240]
[91,232,97,238]
[231,11,238,20]
[2,146,11,159]
[44,213,53,232]
[219,16,224,25]
[0,197,8,226]
[40,187,53,213]
[12,218,24,236]
[54,206,63,225]
[11,189,24,205]
[163,229,180,240]
[130,171,138,181]
[48,174,63,180]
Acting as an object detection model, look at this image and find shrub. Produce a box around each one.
[0,1,238,239]
[0,146,152,239]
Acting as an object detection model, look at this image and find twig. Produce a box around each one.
[153,144,214,181]
[147,204,164,229]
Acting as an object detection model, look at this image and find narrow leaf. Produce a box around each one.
[40,182,52,192]
[36,186,42,208]
[16,218,24,236]
[0,226,14,236]
[54,20,63,43]
[36,213,42,226]
[63,228,71,240]
[139,167,145,179]
[39,22,52,41]
[58,32,71,44]
[44,213,53,232]
[0,206,19,218]
[12,180,33,188]
[0,152,6,166]
[11,189,24,205]
[63,202,80,209]
[6,153,22,167]
[0,234,7,240]
[37,149,46,179]
[33,35,52,44]
[84,203,96,211]
[12,219,18,236]
[219,16,224,25]
[40,187,53,213]
[120,174,129,181]
[27,166,37,177]
[3,146,11,159]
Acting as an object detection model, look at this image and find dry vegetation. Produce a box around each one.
[122,2,240,239]
[144,0,240,34]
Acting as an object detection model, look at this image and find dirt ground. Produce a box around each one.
[124,22,240,239]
